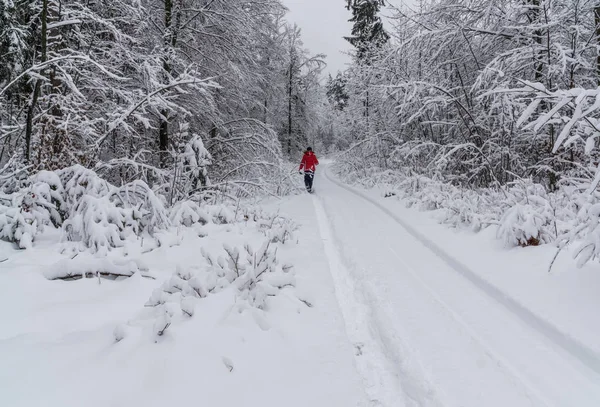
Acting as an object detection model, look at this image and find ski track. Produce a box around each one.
[312,193,441,407]
[312,164,600,407]
[323,167,600,377]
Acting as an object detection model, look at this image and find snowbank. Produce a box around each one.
[0,191,367,406]
[332,164,600,268]
[328,165,600,355]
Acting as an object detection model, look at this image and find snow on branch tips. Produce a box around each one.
[207,119,290,198]
[139,239,295,341]
[512,84,600,266]
[515,84,600,158]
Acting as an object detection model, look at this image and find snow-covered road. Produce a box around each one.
[2,163,600,407]
[311,164,600,407]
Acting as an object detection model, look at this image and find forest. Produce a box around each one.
[3,0,600,261]
[0,0,330,195]
[2,2,600,405]
[330,0,600,266]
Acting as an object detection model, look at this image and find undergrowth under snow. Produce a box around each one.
[0,164,369,406]
[332,164,600,270]
[0,164,302,342]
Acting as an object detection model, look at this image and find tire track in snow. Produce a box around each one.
[311,193,442,407]
[385,244,553,407]
[323,167,600,379]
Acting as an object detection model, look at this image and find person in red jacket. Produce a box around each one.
[299,147,319,192]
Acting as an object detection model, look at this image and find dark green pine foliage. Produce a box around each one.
[326,72,349,111]
[0,0,36,101]
[344,0,389,61]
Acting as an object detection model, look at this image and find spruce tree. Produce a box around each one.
[326,72,349,111]
[344,0,389,61]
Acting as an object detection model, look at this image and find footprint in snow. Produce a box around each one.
[222,356,234,372]
[355,343,364,356]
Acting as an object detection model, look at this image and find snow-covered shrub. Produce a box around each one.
[113,324,128,342]
[58,170,171,254]
[182,133,212,188]
[170,201,210,227]
[58,165,111,210]
[260,217,298,244]
[180,296,196,317]
[0,177,65,249]
[208,205,235,224]
[0,166,106,251]
[29,170,66,226]
[267,219,297,244]
[440,193,480,231]
[0,205,37,249]
[246,209,298,244]
[146,240,294,313]
[63,195,127,255]
[497,204,552,247]
[0,157,30,194]
[495,179,561,247]
[570,203,600,267]
[166,132,214,204]
[153,311,171,336]
[556,201,600,268]
[235,242,295,309]
[496,204,544,247]
[110,181,170,234]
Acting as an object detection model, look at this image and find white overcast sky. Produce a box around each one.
[282,0,414,76]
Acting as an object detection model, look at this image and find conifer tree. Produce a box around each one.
[344,0,389,61]
[326,72,349,111]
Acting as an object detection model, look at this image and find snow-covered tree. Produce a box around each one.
[1,0,315,201]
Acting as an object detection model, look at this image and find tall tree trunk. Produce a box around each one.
[529,0,544,82]
[25,80,42,163]
[287,59,293,155]
[365,89,369,128]
[160,0,174,168]
[24,0,48,163]
[595,6,600,85]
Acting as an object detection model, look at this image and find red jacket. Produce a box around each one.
[299,151,319,172]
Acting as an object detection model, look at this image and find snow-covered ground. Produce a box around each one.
[314,163,600,406]
[0,199,367,407]
[2,162,600,406]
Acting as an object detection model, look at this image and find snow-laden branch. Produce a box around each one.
[95,76,220,148]
[0,54,129,97]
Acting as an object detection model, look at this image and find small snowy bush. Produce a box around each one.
[182,134,212,188]
[60,173,171,254]
[110,181,170,233]
[0,180,63,249]
[267,221,297,244]
[167,132,213,203]
[170,201,210,227]
[64,195,126,255]
[247,209,298,244]
[29,171,66,226]
[558,202,600,268]
[0,205,37,249]
[58,165,111,209]
[146,240,294,312]
[497,204,552,247]
[0,157,30,194]
[209,205,235,224]
[138,239,295,341]
[235,242,295,309]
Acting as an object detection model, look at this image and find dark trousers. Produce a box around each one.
[304,171,314,191]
